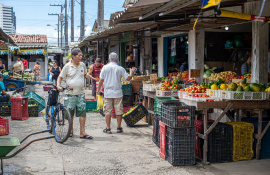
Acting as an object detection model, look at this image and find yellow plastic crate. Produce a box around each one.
[226,121,254,161]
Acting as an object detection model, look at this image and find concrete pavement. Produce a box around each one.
[1,85,270,175]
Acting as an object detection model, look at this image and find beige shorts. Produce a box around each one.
[103,97,123,115]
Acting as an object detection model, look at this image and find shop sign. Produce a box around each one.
[190,69,201,78]
[20,49,45,55]
[150,73,158,81]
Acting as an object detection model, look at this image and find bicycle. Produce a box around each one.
[45,85,72,143]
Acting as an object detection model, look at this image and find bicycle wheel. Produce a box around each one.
[52,106,72,143]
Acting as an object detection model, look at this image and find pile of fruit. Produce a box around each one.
[186,94,210,98]
[121,81,130,85]
[23,72,35,81]
[203,64,217,79]
[182,71,189,79]
[208,71,237,82]
[123,106,136,117]
[159,79,182,91]
[180,84,206,93]
[238,72,251,79]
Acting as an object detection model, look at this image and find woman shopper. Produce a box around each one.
[34,62,41,82]
[49,61,61,85]
[0,59,5,73]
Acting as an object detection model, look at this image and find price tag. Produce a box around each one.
[150,73,157,80]
[190,69,200,78]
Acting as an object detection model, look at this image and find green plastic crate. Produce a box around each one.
[24,91,45,112]
[154,97,177,115]
[86,99,98,113]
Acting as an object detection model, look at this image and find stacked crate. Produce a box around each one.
[226,121,254,161]
[160,101,196,166]
[152,115,161,147]
[242,117,270,159]
[194,120,233,163]
[122,84,133,107]
[154,97,177,115]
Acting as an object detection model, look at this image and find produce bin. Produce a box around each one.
[28,105,39,117]
[11,97,29,120]
[161,101,195,128]
[159,121,167,160]
[152,115,161,147]
[123,102,148,127]
[111,106,132,118]
[122,84,132,95]
[154,97,177,115]
[24,91,45,112]
[122,95,133,107]
[166,127,196,166]
[86,99,98,113]
[0,102,11,116]
[0,117,9,135]
[226,121,254,161]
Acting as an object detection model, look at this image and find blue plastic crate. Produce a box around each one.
[122,84,132,95]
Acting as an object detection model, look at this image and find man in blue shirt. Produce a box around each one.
[241,55,251,75]
[0,74,12,102]
[180,61,188,72]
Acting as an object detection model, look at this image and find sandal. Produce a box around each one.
[103,128,112,134]
[70,132,73,137]
[117,127,123,133]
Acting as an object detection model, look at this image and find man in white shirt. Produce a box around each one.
[97,52,136,134]
[57,48,93,140]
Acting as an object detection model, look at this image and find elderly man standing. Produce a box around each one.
[97,52,136,134]
[57,48,93,139]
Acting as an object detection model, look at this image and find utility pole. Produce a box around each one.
[98,0,104,32]
[48,4,64,48]
[65,0,68,55]
[71,0,74,42]
[48,13,59,47]
[80,0,85,40]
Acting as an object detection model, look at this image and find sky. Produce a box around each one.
[0,0,125,46]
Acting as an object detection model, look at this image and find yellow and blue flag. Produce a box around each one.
[201,0,222,9]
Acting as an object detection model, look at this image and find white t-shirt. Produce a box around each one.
[59,62,87,95]
[100,62,129,98]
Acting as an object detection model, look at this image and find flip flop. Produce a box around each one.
[80,135,93,139]
[70,132,73,137]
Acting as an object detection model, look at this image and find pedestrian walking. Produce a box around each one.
[57,48,92,139]
[97,52,136,134]
[50,61,62,85]
[87,58,104,100]
[21,58,28,70]
[34,62,41,82]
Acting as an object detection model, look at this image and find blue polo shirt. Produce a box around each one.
[0,81,5,91]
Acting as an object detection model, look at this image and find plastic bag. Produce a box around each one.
[97,95,103,110]
[49,73,52,82]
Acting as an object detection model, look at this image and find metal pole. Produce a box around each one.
[80,0,85,40]
[58,15,59,47]
[71,0,74,42]
[65,0,68,56]
[61,7,63,49]
[98,0,104,32]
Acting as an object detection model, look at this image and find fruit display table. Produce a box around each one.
[179,98,270,164]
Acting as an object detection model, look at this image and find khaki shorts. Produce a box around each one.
[103,97,123,115]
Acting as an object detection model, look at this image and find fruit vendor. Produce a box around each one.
[180,61,188,72]
[241,55,251,76]
[0,74,12,102]
[57,48,93,140]
[21,58,28,70]
[87,58,104,100]
[97,52,136,134]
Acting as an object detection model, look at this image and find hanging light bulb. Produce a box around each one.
[225,26,229,31]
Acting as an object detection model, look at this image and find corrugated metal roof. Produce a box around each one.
[0,28,17,46]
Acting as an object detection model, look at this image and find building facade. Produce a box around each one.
[0,4,16,34]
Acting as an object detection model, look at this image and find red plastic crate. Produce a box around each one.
[194,120,214,159]
[11,97,29,120]
[111,106,132,118]
[0,117,9,135]
[43,85,53,91]
[159,121,167,160]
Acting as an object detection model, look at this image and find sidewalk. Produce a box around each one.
[1,85,270,174]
